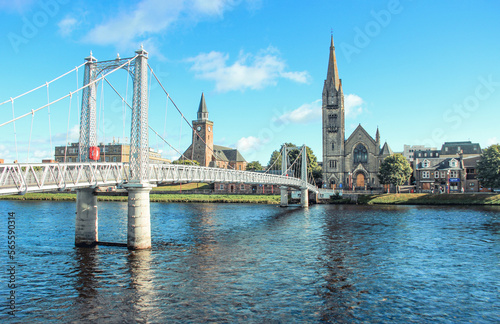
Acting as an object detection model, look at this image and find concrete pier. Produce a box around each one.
[280,186,288,207]
[300,188,309,207]
[75,188,98,247]
[126,186,152,250]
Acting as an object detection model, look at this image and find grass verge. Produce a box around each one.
[0,192,280,204]
[357,193,500,205]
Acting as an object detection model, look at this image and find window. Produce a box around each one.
[450,170,458,178]
[353,144,368,163]
[68,157,72,162]
[219,184,224,190]
[434,172,440,178]
[240,184,245,190]
[422,159,430,168]
[105,156,109,162]
[441,171,446,178]
[449,159,457,167]
[329,160,337,169]
[332,142,335,150]
[445,147,448,152]
[112,157,117,162]
[422,171,430,178]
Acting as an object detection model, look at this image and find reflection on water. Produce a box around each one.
[0,201,498,323]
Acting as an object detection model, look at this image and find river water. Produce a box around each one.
[0,201,499,323]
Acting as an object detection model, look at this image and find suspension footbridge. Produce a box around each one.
[0,48,319,249]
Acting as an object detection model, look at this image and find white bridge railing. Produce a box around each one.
[0,163,318,196]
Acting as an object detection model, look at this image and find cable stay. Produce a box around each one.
[147,64,234,169]
[0,55,138,128]
[103,77,194,163]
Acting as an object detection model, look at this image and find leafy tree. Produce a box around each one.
[172,159,200,166]
[246,161,263,171]
[477,144,500,188]
[378,153,412,193]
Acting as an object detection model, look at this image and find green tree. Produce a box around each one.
[172,159,200,166]
[246,161,263,171]
[378,153,412,193]
[477,144,500,188]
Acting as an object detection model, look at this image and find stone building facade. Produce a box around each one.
[322,37,393,189]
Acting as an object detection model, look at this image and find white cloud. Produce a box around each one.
[52,124,80,144]
[345,94,364,118]
[187,47,310,92]
[58,16,78,37]
[278,100,321,124]
[487,137,499,146]
[236,136,262,152]
[83,0,238,50]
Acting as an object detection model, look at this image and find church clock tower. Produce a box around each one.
[190,93,214,166]
[322,36,345,187]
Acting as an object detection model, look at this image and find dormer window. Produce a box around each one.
[449,159,458,168]
[422,159,430,168]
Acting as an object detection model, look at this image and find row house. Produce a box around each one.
[414,157,465,193]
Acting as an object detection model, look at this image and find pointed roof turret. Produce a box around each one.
[380,142,393,156]
[375,127,380,143]
[197,92,208,121]
[326,35,340,91]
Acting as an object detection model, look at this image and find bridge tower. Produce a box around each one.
[124,46,153,250]
[75,52,98,247]
[75,47,153,250]
[300,145,309,207]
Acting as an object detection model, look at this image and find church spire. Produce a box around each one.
[197,92,208,121]
[326,35,340,91]
[376,126,380,143]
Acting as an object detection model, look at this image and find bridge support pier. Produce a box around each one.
[75,188,98,247]
[280,186,288,207]
[300,188,309,207]
[126,185,152,250]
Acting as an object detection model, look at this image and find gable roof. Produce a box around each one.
[213,145,247,162]
[416,157,462,170]
[345,124,377,146]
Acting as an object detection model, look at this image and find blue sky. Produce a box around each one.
[0,0,499,165]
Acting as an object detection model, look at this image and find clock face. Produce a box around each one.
[196,126,201,131]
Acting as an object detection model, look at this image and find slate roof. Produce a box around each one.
[440,141,481,155]
[380,142,393,155]
[213,145,247,162]
[416,157,462,170]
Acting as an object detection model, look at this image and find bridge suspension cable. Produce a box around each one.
[0,62,87,108]
[0,56,138,128]
[147,64,234,168]
[103,78,194,163]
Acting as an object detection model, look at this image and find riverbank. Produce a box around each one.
[356,193,500,205]
[0,192,280,204]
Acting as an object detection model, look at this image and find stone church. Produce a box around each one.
[182,93,247,170]
[322,37,393,189]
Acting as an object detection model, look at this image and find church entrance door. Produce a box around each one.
[356,173,365,188]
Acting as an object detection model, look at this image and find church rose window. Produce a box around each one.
[353,144,368,163]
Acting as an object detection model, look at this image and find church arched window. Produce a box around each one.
[353,144,368,163]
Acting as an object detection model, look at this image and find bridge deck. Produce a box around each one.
[0,162,318,196]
